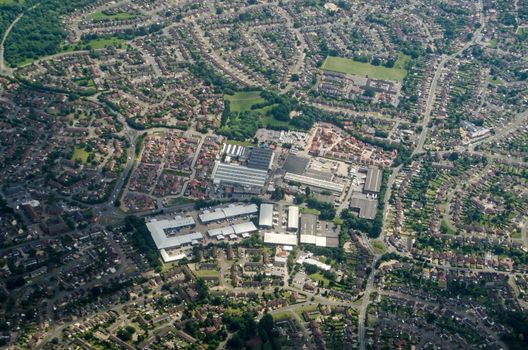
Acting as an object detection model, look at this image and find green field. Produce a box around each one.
[300,207,321,216]
[224,91,265,112]
[71,147,90,163]
[322,56,408,81]
[91,10,140,22]
[17,36,127,67]
[371,240,386,254]
[194,269,220,278]
[488,76,504,86]
[308,272,330,287]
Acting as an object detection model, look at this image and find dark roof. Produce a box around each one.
[283,155,309,174]
[364,166,382,193]
[350,196,378,219]
[247,148,273,170]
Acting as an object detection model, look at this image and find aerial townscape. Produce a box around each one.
[0,0,528,349]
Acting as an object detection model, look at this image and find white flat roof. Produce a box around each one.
[232,221,257,234]
[146,219,204,249]
[264,232,298,246]
[229,234,238,240]
[297,257,331,271]
[300,235,328,247]
[208,226,235,237]
[199,209,226,223]
[284,172,344,192]
[223,203,258,218]
[199,204,258,223]
[288,206,299,230]
[159,249,187,263]
[259,203,274,227]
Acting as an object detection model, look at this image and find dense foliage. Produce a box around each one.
[124,215,161,270]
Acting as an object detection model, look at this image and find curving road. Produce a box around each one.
[0,13,23,77]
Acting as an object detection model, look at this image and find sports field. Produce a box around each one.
[322,56,408,81]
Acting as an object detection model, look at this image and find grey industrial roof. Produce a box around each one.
[300,213,317,236]
[146,219,203,249]
[350,195,378,219]
[222,203,258,218]
[212,162,268,188]
[247,148,274,170]
[284,172,344,193]
[232,222,257,234]
[259,203,274,227]
[199,203,259,223]
[208,226,235,237]
[207,222,257,237]
[364,166,382,193]
[283,155,309,174]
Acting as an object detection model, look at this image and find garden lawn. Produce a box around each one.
[322,56,407,81]
[71,147,90,163]
[308,272,330,287]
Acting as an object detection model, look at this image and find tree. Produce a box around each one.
[271,188,285,200]
[196,278,209,302]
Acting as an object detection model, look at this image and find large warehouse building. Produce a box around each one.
[259,203,274,228]
[364,166,382,194]
[146,217,203,262]
[212,162,268,189]
[199,203,258,223]
[287,206,299,231]
[264,232,298,246]
[284,172,344,193]
[299,214,339,247]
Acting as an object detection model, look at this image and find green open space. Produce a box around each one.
[308,272,330,287]
[224,91,265,112]
[488,76,504,86]
[371,240,386,254]
[91,10,141,22]
[225,139,255,147]
[516,26,528,35]
[300,207,321,216]
[271,312,293,321]
[295,304,319,319]
[322,55,408,81]
[193,269,220,278]
[17,36,127,68]
[71,147,90,164]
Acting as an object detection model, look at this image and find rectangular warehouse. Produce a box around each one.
[247,147,274,170]
[199,203,259,223]
[287,206,299,231]
[212,162,268,188]
[264,232,298,246]
[284,172,344,193]
[259,203,274,228]
[146,219,203,250]
[364,166,382,194]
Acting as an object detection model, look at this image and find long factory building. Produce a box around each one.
[284,172,344,193]
[199,203,259,223]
